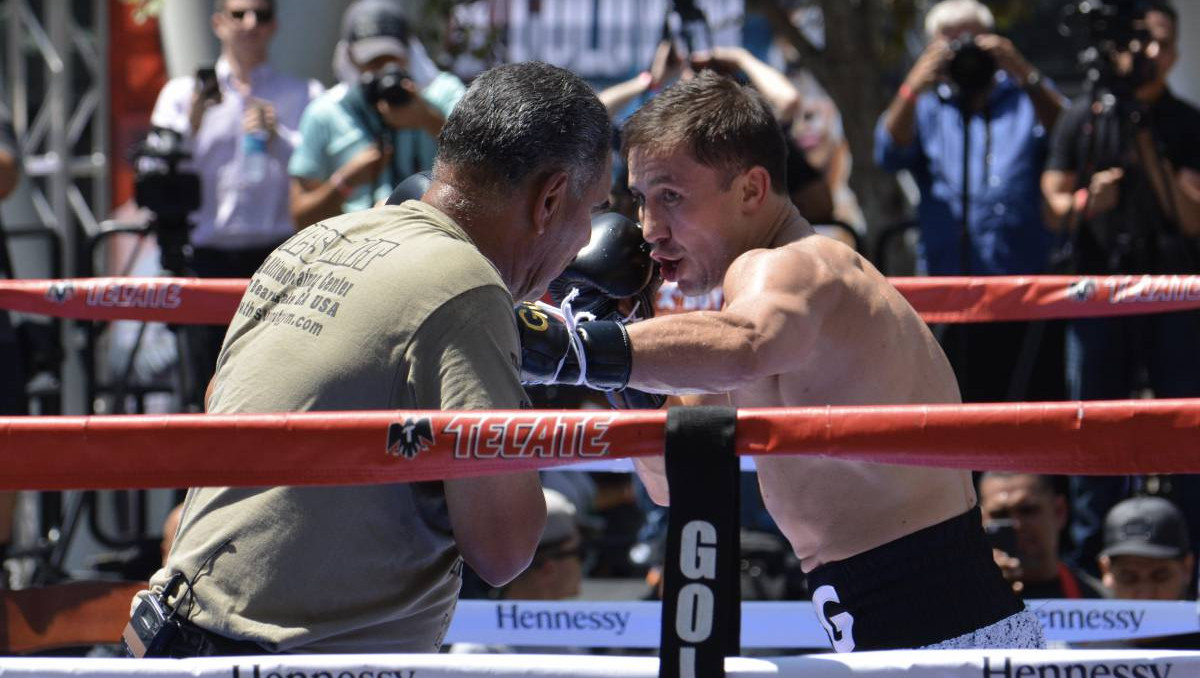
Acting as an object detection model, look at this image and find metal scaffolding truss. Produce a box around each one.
[4,0,109,275]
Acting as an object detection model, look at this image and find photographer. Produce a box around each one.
[1040,1,1200,578]
[979,473,1105,600]
[150,0,322,277]
[874,0,1067,404]
[288,0,465,228]
[148,0,322,408]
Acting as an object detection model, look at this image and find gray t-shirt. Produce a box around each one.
[146,201,530,653]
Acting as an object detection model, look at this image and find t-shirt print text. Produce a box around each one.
[277,224,399,270]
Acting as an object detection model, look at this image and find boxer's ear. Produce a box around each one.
[736,166,771,215]
[530,170,569,236]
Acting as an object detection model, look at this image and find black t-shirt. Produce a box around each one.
[1046,89,1200,273]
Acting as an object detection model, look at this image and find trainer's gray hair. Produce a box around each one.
[434,61,611,198]
[924,0,995,40]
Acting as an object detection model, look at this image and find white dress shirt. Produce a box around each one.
[151,58,323,250]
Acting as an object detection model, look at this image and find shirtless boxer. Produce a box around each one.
[518,71,1043,651]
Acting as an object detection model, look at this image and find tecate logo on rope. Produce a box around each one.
[43,280,185,309]
[386,413,618,461]
[1100,275,1200,305]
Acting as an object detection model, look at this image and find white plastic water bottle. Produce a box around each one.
[242,130,269,184]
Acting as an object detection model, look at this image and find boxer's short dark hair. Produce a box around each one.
[622,70,788,196]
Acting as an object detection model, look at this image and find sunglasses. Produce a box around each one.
[227,8,274,23]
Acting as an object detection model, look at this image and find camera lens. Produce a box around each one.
[362,65,413,107]
[948,38,997,96]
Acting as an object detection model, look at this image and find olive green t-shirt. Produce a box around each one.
[146,201,529,653]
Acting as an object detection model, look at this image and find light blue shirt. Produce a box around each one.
[874,72,1055,276]
[289,72,465,213]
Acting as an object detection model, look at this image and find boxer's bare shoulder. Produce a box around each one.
[715,233,973,568]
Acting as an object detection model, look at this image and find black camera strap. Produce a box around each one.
[350,86,424,200]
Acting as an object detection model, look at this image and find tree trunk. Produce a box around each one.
[758,0,913,248]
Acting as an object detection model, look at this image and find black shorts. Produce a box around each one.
[805,506,1024,651]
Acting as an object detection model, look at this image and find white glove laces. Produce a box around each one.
[556,287,592,387]
[621,298,643,323]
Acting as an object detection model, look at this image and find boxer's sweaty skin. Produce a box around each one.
[628,146,974,571]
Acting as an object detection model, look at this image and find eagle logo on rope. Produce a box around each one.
[45,282,75,304]
[387,418,435,459]
[1067,277,1097,302]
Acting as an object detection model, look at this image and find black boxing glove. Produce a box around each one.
[514,302,632,391]
[548,212,656,320]
[545,212,664,408]
[385,171,432,205]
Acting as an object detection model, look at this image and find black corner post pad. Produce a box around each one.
[658,406,741,678]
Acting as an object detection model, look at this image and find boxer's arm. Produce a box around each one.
[626,248,835,394]
[633,457,669,506]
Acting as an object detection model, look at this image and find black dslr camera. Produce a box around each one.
[947,37,997,98]
[360,64,414,107]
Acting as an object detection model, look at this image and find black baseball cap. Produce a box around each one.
[342,0,409,64]
[1101,496,1191,560]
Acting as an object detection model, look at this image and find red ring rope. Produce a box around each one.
[3,275,1200,325]
[1,399,1196,491]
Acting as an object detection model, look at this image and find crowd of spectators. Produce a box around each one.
[1,0,1199,655]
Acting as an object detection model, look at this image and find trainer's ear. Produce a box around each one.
[530,170,570,236]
